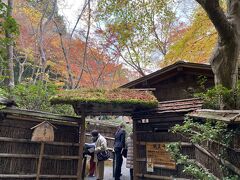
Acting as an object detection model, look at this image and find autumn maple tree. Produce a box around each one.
[163,8,217,67]
[0,0,128,90]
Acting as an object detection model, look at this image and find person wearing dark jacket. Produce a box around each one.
[114,123,126,180]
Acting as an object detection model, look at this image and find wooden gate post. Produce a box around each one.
[77,111,86,180]
[82,156,87,179]
[133,119,138,180]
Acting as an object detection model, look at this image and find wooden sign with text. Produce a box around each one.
[146,143,176,171]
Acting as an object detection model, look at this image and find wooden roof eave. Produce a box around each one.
[188,109,240,124]
[120,61,212,88]
[0,107,81,123]
[132,98,203,118]
[0,107,123,127]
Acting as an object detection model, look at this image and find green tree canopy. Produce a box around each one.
[97,0,178,76]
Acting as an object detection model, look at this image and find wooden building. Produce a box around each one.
[131,107,240,179]
[121,61,214,101]
[131,98,203,179]
[120,61,217,179]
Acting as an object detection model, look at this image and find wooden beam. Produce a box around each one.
[136,173,172,180]
[0,174,36,178]
[77,111,86,180]
[131,88,156,91]
[36,142,44,180]
[0,174,78,178]
[6,115,78,126]
[137,173,199,180]
[136,141,192,146]
[0,153,79,160]
[40,175,77,178]
[0,153,38,158]
[0,137,79,146]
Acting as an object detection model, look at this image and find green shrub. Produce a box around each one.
[11,81,75,116]
[167,117,238,179]
[195,82,240,110]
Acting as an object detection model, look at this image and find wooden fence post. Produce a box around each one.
[36,142,45,180]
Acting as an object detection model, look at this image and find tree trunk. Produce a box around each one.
[195,0,240,109]
[210,0,240,90]
[74,0,91,89]
[5,0,15,89]
[38,35,47,81]
[37,0,57,82]
[18,63,25,83]
[59,34,74,89]
[53,20,74,89]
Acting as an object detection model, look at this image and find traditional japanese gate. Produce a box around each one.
[50,88,158,180]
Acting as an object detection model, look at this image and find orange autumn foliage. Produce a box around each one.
[12,0,128,89]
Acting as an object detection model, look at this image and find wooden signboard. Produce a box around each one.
[146,143,176,171]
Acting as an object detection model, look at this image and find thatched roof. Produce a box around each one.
[50,88,158,116]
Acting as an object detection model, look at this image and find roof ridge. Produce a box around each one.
[120,61,211,88]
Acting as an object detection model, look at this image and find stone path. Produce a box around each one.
[86,158,129,180]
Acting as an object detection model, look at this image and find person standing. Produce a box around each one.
[126,132,133,180]
[83,142,96,177]
[91,130,107,180]
[114,123,126,180]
